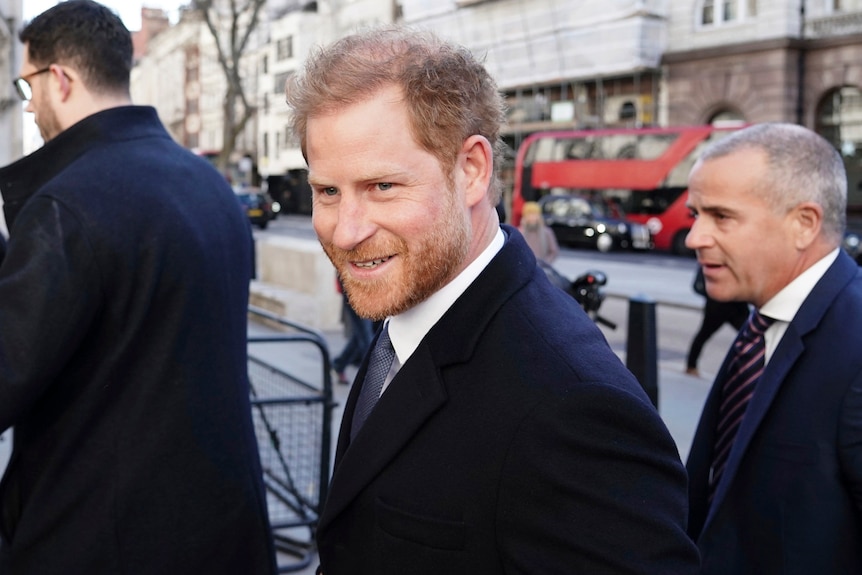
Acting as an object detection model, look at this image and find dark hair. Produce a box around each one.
[286,26,508,204]
[20,0,132,96]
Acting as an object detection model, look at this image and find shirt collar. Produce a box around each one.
[387,227,505,366]
[760,248,840,323]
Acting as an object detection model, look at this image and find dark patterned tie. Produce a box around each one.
[350,324,395,440]
[710,309,774,497]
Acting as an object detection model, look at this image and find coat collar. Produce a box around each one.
[317,226,537,533]
[703,249,859,530]
[0,106,165,231]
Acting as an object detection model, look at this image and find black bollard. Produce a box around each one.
[626,295,659,409]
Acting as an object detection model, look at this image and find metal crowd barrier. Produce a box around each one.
[247,305,335,573]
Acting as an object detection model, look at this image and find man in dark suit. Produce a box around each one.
[685,122,862,573]
[286,27,700,574]
[0,2,275,573]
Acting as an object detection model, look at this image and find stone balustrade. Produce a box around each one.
[250,235,342,330]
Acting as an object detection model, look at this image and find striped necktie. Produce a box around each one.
[710,309,774,497]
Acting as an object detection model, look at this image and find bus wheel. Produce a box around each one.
[672,229,694,256]
[596,233,613,253]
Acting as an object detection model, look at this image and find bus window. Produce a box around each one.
[511,125,744,255]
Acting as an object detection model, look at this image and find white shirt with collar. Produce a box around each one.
[759,248,839,365]
[376,228,506,394]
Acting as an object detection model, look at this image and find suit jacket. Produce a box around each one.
[687,250,862,574]
[0,107,275,574]
[316,228,700,574]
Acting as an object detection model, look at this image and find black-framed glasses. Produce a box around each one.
[13,67,51,101]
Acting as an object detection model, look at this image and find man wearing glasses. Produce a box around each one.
[13,67,49,99]
[0,2,276,573]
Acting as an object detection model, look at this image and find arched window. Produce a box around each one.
[709,109,745,127]
[816,87,862,153]
[816,86,862,212]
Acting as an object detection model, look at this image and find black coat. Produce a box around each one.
[0,107,275,574]
[317,228,700,574]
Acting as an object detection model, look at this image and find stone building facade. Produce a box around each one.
[0,0,24,237]
[663,0,862,213]
[127,0,862,217]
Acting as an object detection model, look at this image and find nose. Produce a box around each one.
[330,193,375,251]
[685,218,711,251]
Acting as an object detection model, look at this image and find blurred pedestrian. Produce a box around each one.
[287,25,699,575]
[685,122,862,573]
[332,277,374,384]
[519,200,559,264]
[684,266,749,377]
[0,2,275,573]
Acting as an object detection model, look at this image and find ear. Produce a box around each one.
[49,64,73,102]
[791,201,823,250]
[458,135,493,208]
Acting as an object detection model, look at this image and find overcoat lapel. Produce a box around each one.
[703,251,858,530]
[316,226,537,535]
[318,345,448,530]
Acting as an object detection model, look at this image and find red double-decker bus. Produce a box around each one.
[510,124,745,254]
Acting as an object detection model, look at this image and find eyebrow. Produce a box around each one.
[308,170,410,188]
[697,203,739,217]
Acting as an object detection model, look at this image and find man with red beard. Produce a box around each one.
[287,27,699,574]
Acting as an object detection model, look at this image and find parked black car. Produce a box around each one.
[235,188,279,230]
[538,194,653,252]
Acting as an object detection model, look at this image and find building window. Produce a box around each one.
[276,37,293,61]
[619,101,637,122]
[274,71,292,95]
[709,109,745,126]
[702,0,715,24]
[816,86,862,212]
[698,0,755,27]
[723,0,736,21]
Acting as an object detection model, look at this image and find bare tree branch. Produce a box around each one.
[190,0,266,175]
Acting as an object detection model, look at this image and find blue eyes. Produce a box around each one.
[317,183,394,196]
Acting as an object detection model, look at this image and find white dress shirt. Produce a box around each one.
[759,248,839,364]
[377,228,506,394]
